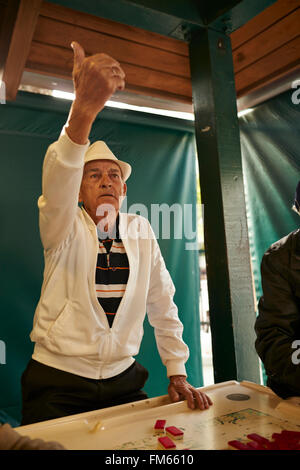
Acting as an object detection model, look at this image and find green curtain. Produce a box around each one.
[0,92,202,425]
[240,88,300,382]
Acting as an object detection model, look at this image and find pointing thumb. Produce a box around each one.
[71,41,85,70]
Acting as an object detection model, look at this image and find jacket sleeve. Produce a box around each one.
[255,251,300,393]
[146,226,190,378]
[0,423,65,450]
[38,128,90,251]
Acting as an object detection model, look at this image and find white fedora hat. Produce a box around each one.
[84,141,132,181]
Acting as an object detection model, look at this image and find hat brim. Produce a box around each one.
[84,155,131,181]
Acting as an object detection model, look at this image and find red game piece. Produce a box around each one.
[247,433,270,447]
[157,436,176,450]
[272,432,283,440]
[247,440,266,450]
[165,426,184,440]
[265,440,279,450]
[228,440,253,450]
[281,430,300,439]
[154,420,166,434]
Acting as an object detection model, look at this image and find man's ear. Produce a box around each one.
[123,182,127,196]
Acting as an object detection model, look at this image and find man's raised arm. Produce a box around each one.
[66,41,125,145]
[38,42,125,250]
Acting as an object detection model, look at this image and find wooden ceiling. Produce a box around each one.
[0,0,300,109]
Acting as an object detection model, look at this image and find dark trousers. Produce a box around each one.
[21,359,149,425]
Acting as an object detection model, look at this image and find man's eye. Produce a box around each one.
[91,174,99,178]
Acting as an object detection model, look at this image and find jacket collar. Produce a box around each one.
[81,205,120,239]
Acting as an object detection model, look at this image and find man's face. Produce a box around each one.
[79,159,127,224]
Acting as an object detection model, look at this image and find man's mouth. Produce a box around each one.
[98,193,116,199]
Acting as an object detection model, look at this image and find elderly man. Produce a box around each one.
[21,42,212,425]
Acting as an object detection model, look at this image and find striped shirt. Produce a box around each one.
[96,217,129,327]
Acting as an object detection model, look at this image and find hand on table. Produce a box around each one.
[168,375,213,410]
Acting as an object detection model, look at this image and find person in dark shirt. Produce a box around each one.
[255,181,300,398]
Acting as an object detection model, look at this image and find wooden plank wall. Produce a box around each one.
[26,1,192,104]
[1,0,299,103]
[231,0,300,97]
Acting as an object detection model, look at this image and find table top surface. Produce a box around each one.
[16,380,300,450]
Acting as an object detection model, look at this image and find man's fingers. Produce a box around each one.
[168,385,180,403]
[194,391,212,410]
[206,394,213,406]
[186,391,196,409]
[71,41,85,72]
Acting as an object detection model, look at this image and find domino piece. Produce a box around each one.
[281,430,300,440]
[165,426,184,440]
[265,440,278,450]
[228,440,253,450]
[157,436,176,450]
[247,433,270,447]
[246,440,266,450]
[272,432,283,441]
[154,420,166,434]
[271,432,299,450]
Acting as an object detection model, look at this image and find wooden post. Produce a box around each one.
[189,27,260,383]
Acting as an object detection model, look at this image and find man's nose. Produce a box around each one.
[99,173,112,187]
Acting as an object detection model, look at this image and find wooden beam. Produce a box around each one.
[33,16,190,78]
[235,35,300,97]
[1,0,42,101]
[189,27,260,383]
[26,41,192,103]
[231,0,300,50]
[40,2,188,56]
[20,0,300,104]
[233,9,300,74]
[0,0,19,80]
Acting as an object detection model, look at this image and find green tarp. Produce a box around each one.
[240,88,300,383]
[240,88,300,303]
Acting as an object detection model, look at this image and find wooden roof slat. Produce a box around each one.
[1,0,42,100]
[40,1,189,56]
[0,0,19,80]
[33,16,191,78]
[231,0,300,50]
[235,35,300,97]
[26,42,192,103]
[233,8,300,74]
[10,0,300,105]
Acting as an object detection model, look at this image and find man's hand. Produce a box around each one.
[71,41,125,119]
[65,42,125,144]
[168,375,213,410]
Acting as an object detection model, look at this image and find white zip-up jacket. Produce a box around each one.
[30,128,190,380]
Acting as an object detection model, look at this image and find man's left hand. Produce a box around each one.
[168,375,213,410]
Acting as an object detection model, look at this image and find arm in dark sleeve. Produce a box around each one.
[0,423,65,450]
[255,252,300,393]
